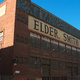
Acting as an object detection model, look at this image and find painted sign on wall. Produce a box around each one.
[28,15,80,48]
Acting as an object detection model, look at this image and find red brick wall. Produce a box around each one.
[0,0,16,48]
[1,46,13,75]
[0,0,17,75]
[13,9,30,75]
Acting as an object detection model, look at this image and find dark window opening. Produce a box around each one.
[16,35,20,42]
[30,36,40,48]
[42,40,50,50]
[66,46,71,55]
[16,35,28,44]
[23,58,27,64]
[61,77,67,80]
[60,61,66,70]
[52,60,59,70]
[19,57,23,64]
[52,77,60,80]
[30,57,41,68]
[59,46,65,53]
[51,43,58,52]
[0,56,1,63]
[72,50,76,56]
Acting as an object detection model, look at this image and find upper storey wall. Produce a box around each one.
[17,0,80,39]
[0,0,17,48]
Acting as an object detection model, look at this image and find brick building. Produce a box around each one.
[0,0,80,80]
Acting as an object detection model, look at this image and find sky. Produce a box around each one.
[0,0,80,30]
[31,0,80,30]
[0,0,5,4]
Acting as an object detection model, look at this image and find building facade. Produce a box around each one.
[0,0,80,80]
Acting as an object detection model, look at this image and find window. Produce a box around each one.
[15,56,19,64]
[42,59,50,65]
[61,77,67,80]
[41,10,49,23]
[16,35,28,44]
[16,35,20,42]
[51,40,58,52]
[21,17,24,23]
[16,15,20,21]
[31,4,40,18]
[66,45,71,55]
[72,47,76,56]
[57,20,65,31]
[20,36,24,42]
[73,67,78,76]
[19,57,23,64]
[59,43,65,53]
[77,49,80,57]
[52,60,59,70]
[42,77,50,80]
[41,36,50,50]
[25,19,28,25]
[78,64,80,71]
[30,32,40,48]
[52,77,60,80]
[73,63,78,76]
[49,15,57,26]
[15,56,27,64]
[24,38,28,44]
[42,65,50,76]
[0,56,1,63]
[59,61,66,70]
[67,62,73,76]
[23,58,27,64]
[17,0,29,13]
[67,62,72,67]
[30,56,41,68]
[16,14,28,25]
[0,31,3,41]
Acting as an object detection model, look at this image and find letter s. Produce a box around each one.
[63,33,67,41]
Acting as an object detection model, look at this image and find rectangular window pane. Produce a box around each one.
[30,57,41,68]
[73,68,78,76]
[42,59,50,65]
[24,38,28,44]
[23,58,27,64]
[41,10,49,23]
[17,0,29,13]
[59,43,65,53]
[60,61,66,70]
[15,56,19,63]
[30,3,40,18]
[51,40,58,52]
[16,15,21,21]
[41,36,50,50]
[67,62,72,67]
[77,49,80,57]
[50,15,57,26]
[61,77,67,80]
[42,65,50,76]
[66,45,71,55]
[0,31,3,41]
[19,57,23,64]
[20,36,24,42]
[16,35,20,42]
[72,47,76,56]
[0,56,1,63]
[52,60,59,70]
[52,77,60,80]
[30,32,40,48]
